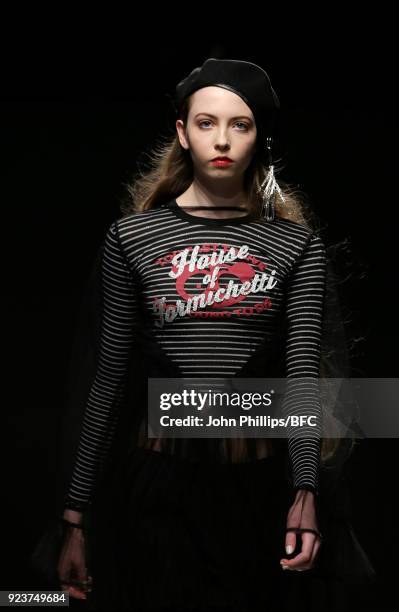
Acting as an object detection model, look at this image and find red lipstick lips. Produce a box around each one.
[210,156,233,167]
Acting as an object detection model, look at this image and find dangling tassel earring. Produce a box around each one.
[258,136,285,221]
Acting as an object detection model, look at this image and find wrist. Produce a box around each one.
[293,484,318,496]
[63,508,83,525]
[60,517,86,533]
[295,488,315,498]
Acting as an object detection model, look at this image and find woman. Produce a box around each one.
[56,58,375,610]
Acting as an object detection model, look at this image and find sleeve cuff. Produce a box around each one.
[63,498,90,512]
[292,483,319,496]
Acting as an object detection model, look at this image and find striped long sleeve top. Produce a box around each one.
[63,199,327,512]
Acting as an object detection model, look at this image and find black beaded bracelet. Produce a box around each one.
[285,526,323,539]
[60,517,86,530]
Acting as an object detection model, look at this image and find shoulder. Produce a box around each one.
[264,216,319,262]
[274,217,326,249]
[118,206,167,227]
[271,216,313,243]
[306,231,327,257]
[107,206,170,240]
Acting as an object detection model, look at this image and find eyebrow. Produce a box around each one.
[194,112,253,122]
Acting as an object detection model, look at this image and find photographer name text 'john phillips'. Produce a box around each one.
[159,415,317,428]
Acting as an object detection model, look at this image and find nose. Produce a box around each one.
[214,130,230,151]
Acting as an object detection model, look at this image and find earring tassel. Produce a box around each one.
[258,164,286,222]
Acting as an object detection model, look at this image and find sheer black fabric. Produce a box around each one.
[57,231,363,496]
[28,222,376,609]
[84,438,375,611]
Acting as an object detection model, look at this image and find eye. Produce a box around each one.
[235,122,249,131]
[198,120,249,131]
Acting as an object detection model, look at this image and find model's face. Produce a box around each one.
[176,86,257,182]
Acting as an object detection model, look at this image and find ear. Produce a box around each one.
[176,119,189,150]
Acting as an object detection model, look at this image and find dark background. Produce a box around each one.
[1,14,397,610]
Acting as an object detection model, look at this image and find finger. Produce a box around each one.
[284,529,297,555]
[77,570,89,588]
[61,578,88,599]
[309,537,321,566]
[85,575,93,592]
[281,531,314,564]
[68,586,87,600]
[280,532,316,570]
[65,577,89,587]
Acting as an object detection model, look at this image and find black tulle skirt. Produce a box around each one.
[84,442,376,612]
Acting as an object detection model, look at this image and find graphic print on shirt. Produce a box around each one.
[152,242,278,327]
[62,210,327,511]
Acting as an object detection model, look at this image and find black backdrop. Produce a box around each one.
[1,19,397,611]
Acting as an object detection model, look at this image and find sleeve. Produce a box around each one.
[63,219,138,512]
[283,232,327,496]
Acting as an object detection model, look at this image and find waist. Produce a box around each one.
[134,435,283,468]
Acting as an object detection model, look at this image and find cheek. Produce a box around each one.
[236,139,257,163]
[188,133,212,158]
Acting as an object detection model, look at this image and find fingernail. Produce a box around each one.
[286,544,294,554]
[281,564,289,570]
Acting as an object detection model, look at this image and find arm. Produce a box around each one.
[63,219,138,513]
[283,232,327,495]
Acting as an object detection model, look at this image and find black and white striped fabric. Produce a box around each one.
[64,200,327,511]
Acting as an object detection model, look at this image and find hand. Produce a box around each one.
[279,488,322,572]
[57,525,93,600]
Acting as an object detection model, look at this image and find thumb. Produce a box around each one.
[285,530,296,555]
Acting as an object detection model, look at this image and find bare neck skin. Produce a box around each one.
[175,184,250,219]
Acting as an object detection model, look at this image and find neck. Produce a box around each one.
[177,181,248,208]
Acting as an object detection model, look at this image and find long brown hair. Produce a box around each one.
[120,95,353,466]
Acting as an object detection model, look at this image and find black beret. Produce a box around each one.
[175,57,280,138]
